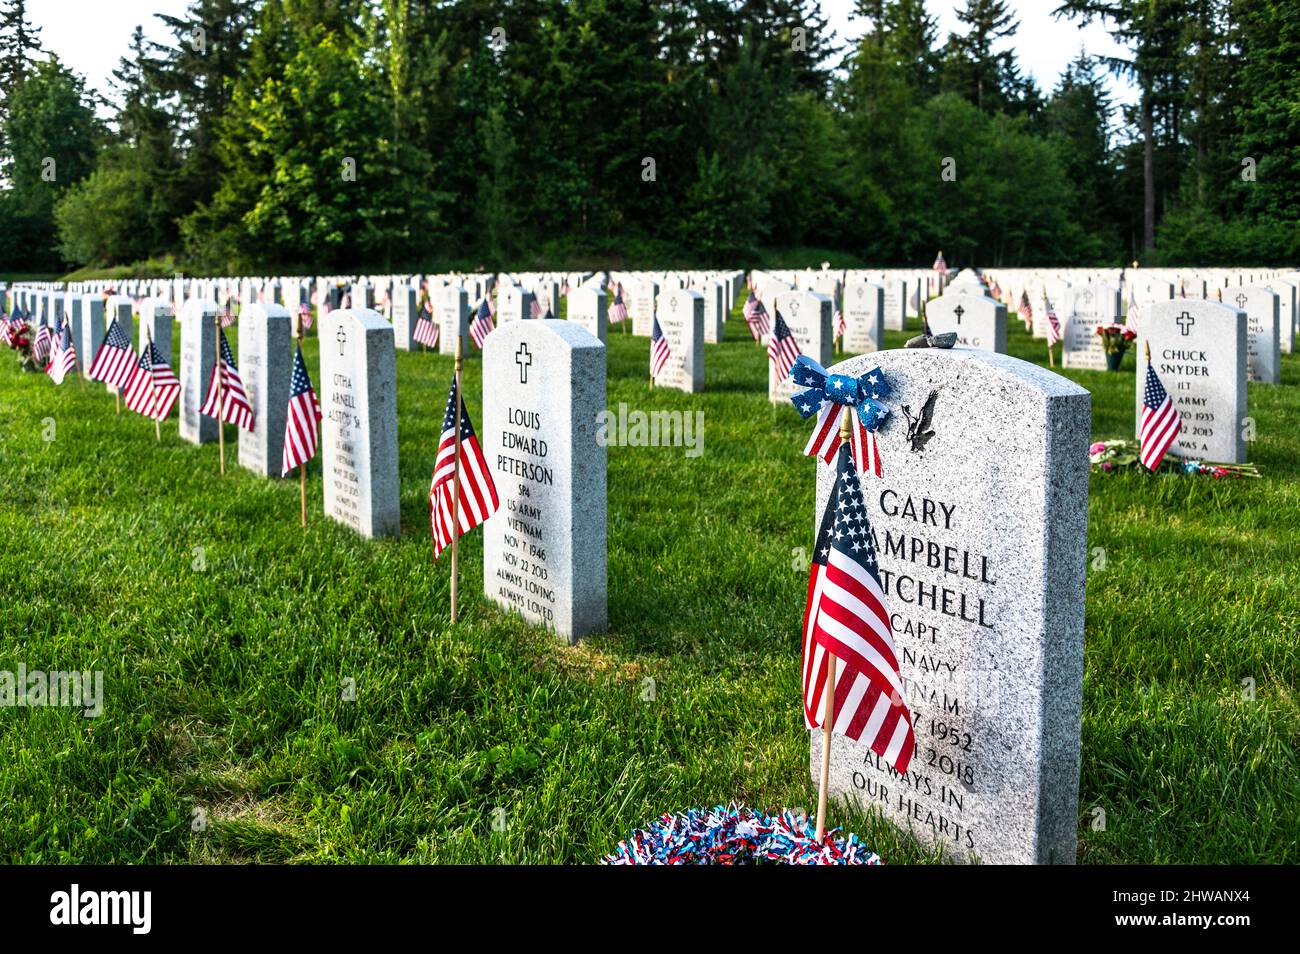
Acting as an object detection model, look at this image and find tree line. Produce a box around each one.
[0,0,1296,275]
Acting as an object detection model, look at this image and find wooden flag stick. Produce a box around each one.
[145,325,161,442]
[450,334,464,624]
[215,308,225,475]
[815,404,853,843]
[297,324,307,528]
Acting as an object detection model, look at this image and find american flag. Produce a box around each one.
[833,306,846,343]
[767,310,801,381]
[802,443,914,774]
[124,342,181,420]
[221,300,236,327]
[609,284,629,323]
[88,317,138,388]
[200,328,255,430]
[1139,360,1181,471]
[529,294,542,319]
[281,344,323,476]
[1044,295,1062,347]
[1018,290,1033,330]
[32,321,52,365]
[414,306,440,349]
[1,307,22,347]
[932,251,947,273]
[650,315,671,380]
[299,301,314,331]
[45,321,78,385]
[1125,285,1141,333]
[742,291,771,341]
[560,280,570,297]
[429,373,499,559]
[469,297,495,349]
[801,399,885,479]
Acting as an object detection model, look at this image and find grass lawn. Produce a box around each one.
[0,296,1296,864]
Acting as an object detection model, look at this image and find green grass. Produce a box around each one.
[0,300,1297,864]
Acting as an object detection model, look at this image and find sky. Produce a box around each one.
[30,0,1137,113]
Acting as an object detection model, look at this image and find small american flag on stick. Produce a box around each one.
[88,317,138,388]
[414,295,439,349]
[124,342,181,421]
[32,321,52,365]
[299,301,314,331]
[767,310,801,381]
[200,329,255,431]
[650,315,671,381]
[1140,346,1181,471]
[1044,295,1062,347]
[1018,290,1033,331]
[610,284,629,324]
[281,344,323,476]
[1125,285,1141,334]
[804,431,915,792]
[742,291,771,342]
[430,372,498,560]
[469,298,494,349]
[45,322,78,385]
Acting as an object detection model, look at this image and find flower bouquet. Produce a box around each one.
[1095,323,1138,371]
[1090,440,1260,478]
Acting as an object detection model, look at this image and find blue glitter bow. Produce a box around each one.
[787,355,892,431]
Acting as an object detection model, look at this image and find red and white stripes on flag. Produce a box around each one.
[469,298,494,349]
[1044,297,1062,347]
[1139,360,1182,470]
[609,284,629,323]
[650,316,671,380]
[742,292,771,341]
[766,311,801,381]
[414,311,440,349]
[87,317,138,388]
[45,323,78,385]
[834,308,846,343]
[802,402,884,479]
[281,344,323,476]
[802,445,914,774]
[124,342,181,421]
[200,328,255,431]
[430,373,499,559]
[1125,286,1141,334]
[32,323,52,365]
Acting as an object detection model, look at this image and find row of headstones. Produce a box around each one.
[978,267,1298,373]
[6,276,1125,866]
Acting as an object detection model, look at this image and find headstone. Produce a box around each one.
[498,283,534,324]
[1136,301,1247,464]
[137,298,172,363]
[437,284,469,356]
[810,348,1090,865]
[320,308,401,537]
[842,280,885,353]
[925,294,1007,353]
[630,279,658,337]
[698,281,725,344]
[653,287,705,392]
[237,303,294,477]
[1061,284,1120,371]
[179,300,219,444]
[883,279,908,332]
[391,284,419,351]
[566,283,609,345]
[1234,286,1280,384]
[1267,279,1296,354]
[771,290,832,404]
[482,320,607,642]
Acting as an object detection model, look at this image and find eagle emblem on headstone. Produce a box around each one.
[901,389,939,452]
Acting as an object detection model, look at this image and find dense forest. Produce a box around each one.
[0,0,1296,274]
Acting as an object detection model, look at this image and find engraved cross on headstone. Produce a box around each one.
[1235,293,1248,310]
[1176,311,1195,336]
[336,326,347,355]
[953,305,965,324]
[516,342,533,384]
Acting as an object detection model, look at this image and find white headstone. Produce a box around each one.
[320,309,401,537]
[654,287,705,393]
[925,294,1007,353]
[567,283,609,345]
[771,290,832,405]
[179,300,219,444]
[483,320,607,642]
[237,303,294,476]
[1136,300,1247,464]
[843,280,885,353]
[437,284,469,356]
[1061,285,1120,371]
[1232,286,1280,384]
[810,348,1090,864]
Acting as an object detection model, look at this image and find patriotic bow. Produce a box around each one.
[788,355,891,432]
